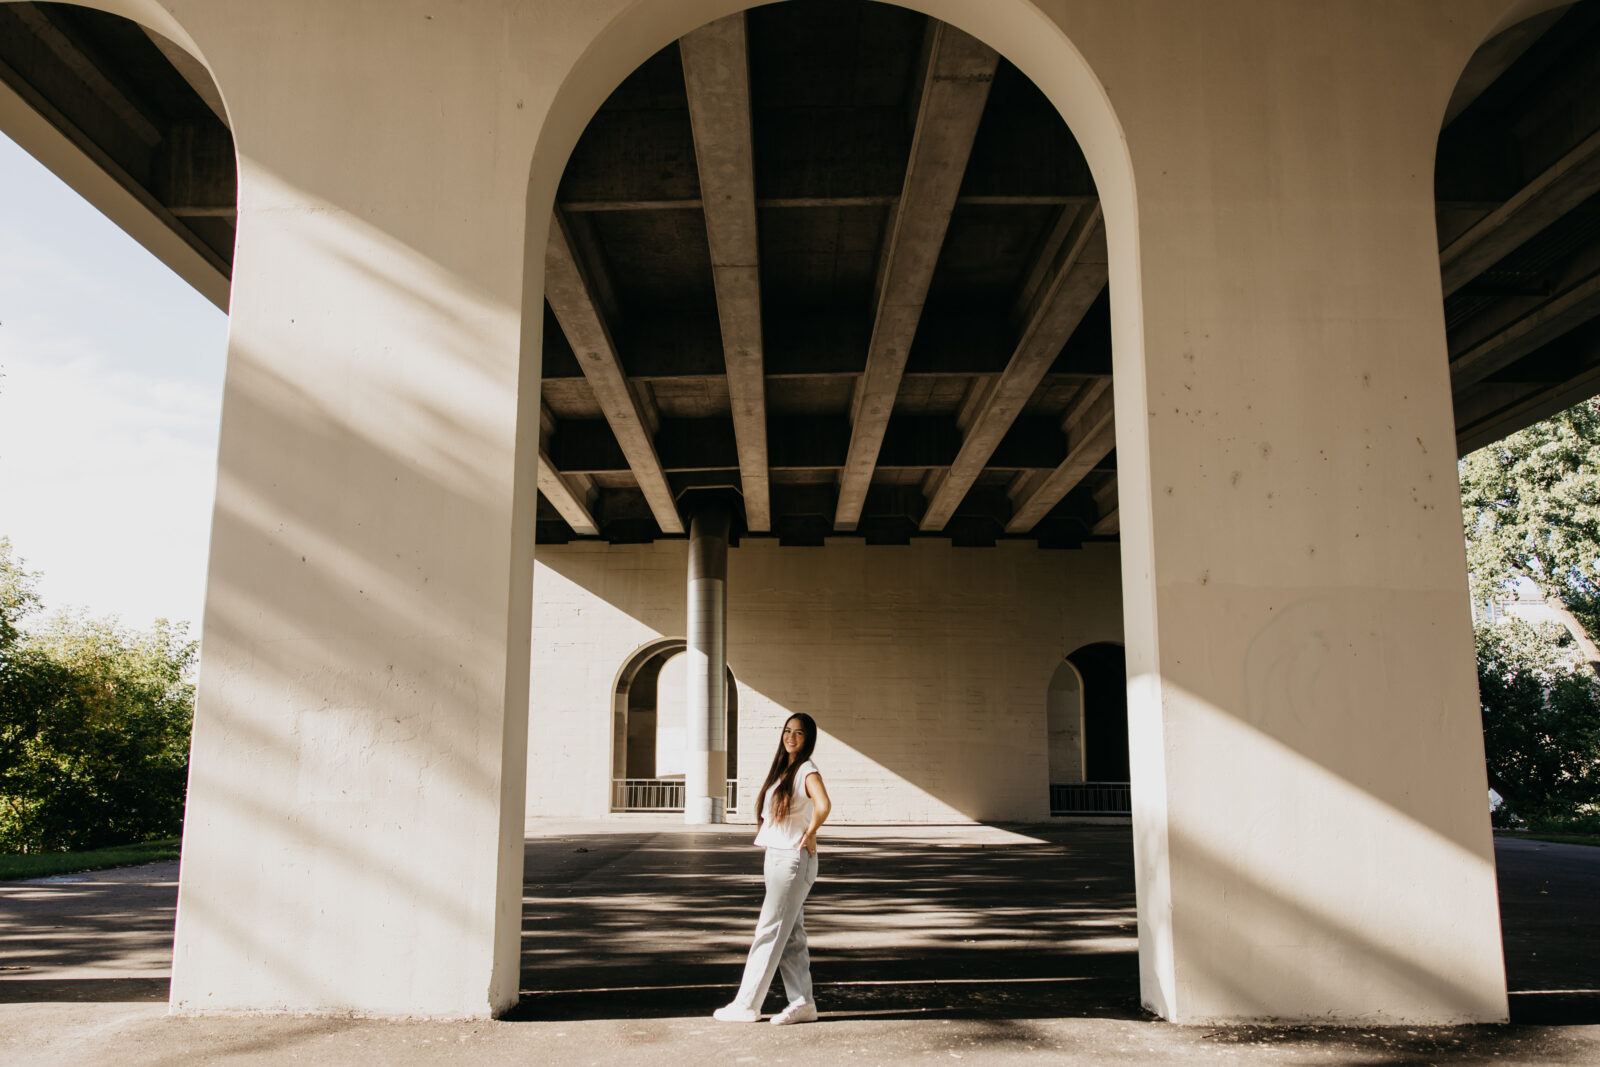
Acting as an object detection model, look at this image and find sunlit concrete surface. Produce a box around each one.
[1,823,1596,1066]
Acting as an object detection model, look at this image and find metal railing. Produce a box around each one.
[1050,781,1131,815]
[612,778,739,814]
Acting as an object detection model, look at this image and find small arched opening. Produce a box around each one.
[610,639,739,813]
[1048,641,1128,815]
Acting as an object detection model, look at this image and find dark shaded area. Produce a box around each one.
[0,976,166,1003]
[1069,643,1129,783]
[1497,837,1600,1024]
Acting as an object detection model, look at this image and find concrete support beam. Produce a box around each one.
[9,3,161,145]
[1449,267,1600,387]
[560,193,1096,212]
[1005,378,1114,533]
[537,452,599,537]
[1455,325,1600,454]
[680,13,770,532]
[552,412,1074,475]
[544,212,684,535]
[920,203,1107,530]
[833,23,998,530]
[685,505,730,825]
[0,43,229,308]
[1440,128,1600,298]
[1091,478,1119,536]
[536,404,598,536]
[158,120,236,214]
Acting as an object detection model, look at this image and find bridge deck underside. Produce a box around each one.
[5,0,1600,543]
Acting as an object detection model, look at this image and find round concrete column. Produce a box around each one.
[684,504,730,824]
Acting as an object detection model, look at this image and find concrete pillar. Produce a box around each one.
[684,505,730,824]
[165,2,539,1017]
[1086,1,1512,1025]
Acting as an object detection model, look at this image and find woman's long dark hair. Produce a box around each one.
[756,713,817,825]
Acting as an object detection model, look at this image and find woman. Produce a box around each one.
[713,712,832,1025]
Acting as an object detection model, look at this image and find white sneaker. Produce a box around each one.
[770,1001,819,1025]
[712,1003,762,1023]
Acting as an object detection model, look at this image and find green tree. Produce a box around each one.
[0,540,58,820]
[0,539,196,852]
[1475,618,1600,822]
[1460,397,1600,663]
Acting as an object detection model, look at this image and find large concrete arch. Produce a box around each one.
[130,0,1548,1025]
[517,0,1516,1028]
[520,0,1139,292]
[517,0,1151,981]
[518,0,1142,562]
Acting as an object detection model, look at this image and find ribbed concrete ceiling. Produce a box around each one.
[3,0,1599,546]
[543,0,1113,546]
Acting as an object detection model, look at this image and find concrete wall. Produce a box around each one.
[529,539,1124,823]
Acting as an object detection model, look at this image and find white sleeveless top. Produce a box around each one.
[753,760,820,850]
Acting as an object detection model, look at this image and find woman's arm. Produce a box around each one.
[800,772,831,854]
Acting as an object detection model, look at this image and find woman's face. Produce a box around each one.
[781,719,806,758]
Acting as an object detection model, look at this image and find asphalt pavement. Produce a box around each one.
[0,819,1594,1065]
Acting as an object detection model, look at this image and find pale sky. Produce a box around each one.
[0,130,229,633]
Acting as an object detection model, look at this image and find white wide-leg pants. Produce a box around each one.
[731,847,818,1010]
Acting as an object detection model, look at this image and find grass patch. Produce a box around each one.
[0,838,180,881]
[1495,830,1600,848]
[1520,833,1600,847]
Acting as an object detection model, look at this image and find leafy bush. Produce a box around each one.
[1523,810,1600,836]
[0,539,195,853]
[1476,618,1600,823]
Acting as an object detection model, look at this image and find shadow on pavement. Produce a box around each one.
[511,824,1600,1035]
[511,823,1142,1022]
[0,977,168,1004]
[0,822,1593,1052]
[1511,992,1600,1026]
